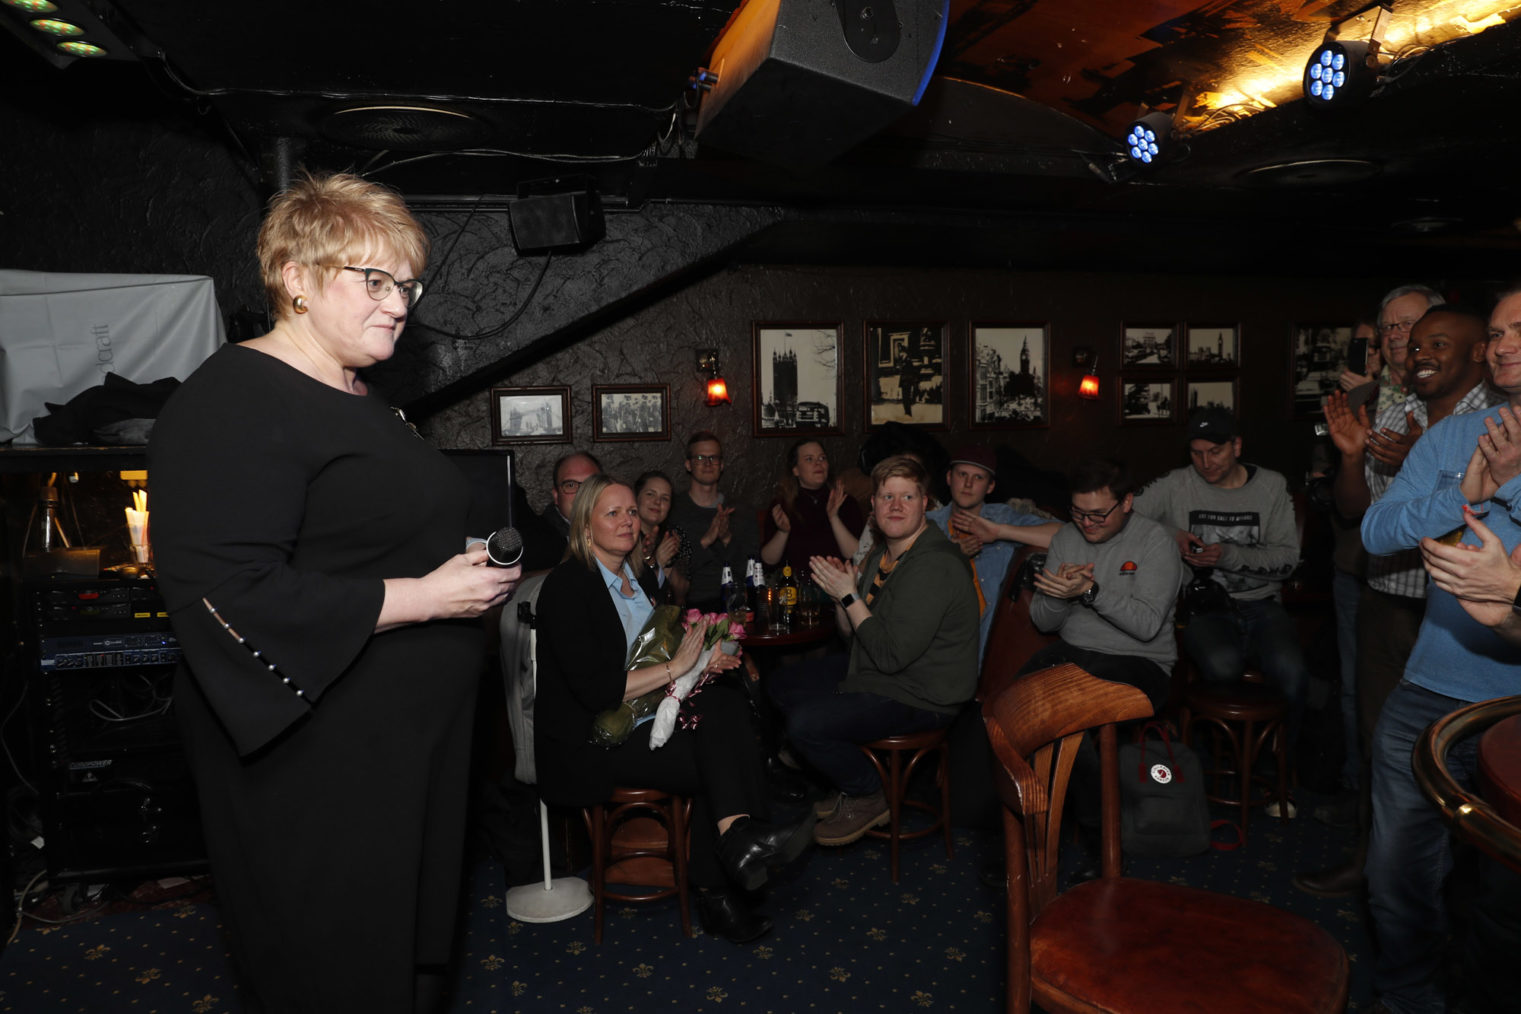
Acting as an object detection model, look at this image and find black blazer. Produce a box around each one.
[533,557,648,806]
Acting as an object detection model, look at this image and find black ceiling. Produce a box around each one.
[6,0,1521,274]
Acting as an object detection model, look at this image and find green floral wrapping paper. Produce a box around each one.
[589,604,683,747]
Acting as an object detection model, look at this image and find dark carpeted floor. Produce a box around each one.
[0,783,1374,1013]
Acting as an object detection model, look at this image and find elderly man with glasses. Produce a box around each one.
[1373,283,1447,413]
[521,450,602,571]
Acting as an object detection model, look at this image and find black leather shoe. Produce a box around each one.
[716,813,816,892]
[1292,860,1365,898]
[697,888,772,944]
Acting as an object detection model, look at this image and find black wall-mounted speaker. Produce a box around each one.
[508,191,605,253]
[694,0,948,169]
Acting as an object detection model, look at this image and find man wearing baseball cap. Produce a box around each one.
[926,445,1059,663]
[1132,406,1309,784]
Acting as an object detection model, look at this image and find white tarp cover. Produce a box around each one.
[0,270,225,443]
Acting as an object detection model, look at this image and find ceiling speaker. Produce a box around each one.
[695,0,948,169]
[509,191,605,253]
[318,105,488,151]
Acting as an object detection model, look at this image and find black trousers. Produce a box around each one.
[591,680,767,887]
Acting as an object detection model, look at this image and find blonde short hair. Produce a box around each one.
[871,454,929,498]
[256,171,428,321]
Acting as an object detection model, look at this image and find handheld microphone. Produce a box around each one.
[485,526,524,568]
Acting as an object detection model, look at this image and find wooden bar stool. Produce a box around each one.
[1178,673,1289,838]
[582,786,692,943]
[859,728,953,883]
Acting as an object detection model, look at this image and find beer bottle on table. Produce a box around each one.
[779,564,798,630]
[745,558,763,616]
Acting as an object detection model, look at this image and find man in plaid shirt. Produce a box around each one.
[1297,304,1495,899]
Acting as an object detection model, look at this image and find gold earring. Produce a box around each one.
[292,295,308,314]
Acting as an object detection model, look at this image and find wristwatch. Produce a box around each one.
[839,593,858,609]
[1080,583,1100,607]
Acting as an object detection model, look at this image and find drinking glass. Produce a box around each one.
[798,582,823,628]
[761,585,783,631]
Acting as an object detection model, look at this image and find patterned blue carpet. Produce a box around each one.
[0,786,1373,1012]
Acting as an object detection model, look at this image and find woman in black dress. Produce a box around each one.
[533,475,814,942]
[149,172,519,1013]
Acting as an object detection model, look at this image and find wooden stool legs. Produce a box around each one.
[583,787,691,943]
[859,729,954,883]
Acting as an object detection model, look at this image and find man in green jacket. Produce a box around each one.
[768,455,979,845]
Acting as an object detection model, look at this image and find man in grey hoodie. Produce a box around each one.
[1027,457,1187,710]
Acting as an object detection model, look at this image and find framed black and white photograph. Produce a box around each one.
[1121,324,1177,369]
[865,321,946,428]
[968,322,1049,428]
[1185,378,1237,416]
[1119,377,1175,425]
[752,322,843,435]
[593,384,669,442]
[490,386,570,445]
[1291,322,1354,418]
[1186,324,1239,368]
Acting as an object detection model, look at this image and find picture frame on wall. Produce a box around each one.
[1121,323,1177,369]
[865,320,947,428]
[491,385,571,445]
[752,322,843,435]
[592,384,669,442]
[1290,322,1355,417]
[1185,378,1237,417]
[1186,323,1239,368]
[968,322,1049,428]
[1119,376,1175,425]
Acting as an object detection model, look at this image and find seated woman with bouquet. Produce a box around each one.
[533,474,814,942]
[760,440,865,574]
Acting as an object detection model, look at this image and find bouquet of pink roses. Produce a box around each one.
[647,609,745,749]
[587,606,745,749]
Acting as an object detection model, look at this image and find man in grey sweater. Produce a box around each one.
[1132,407,1308,770]
[1026,458,1186,710]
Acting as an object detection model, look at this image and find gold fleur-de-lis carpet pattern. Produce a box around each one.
[0,786,1384,1011]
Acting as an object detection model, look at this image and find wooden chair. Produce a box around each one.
[582,787,692,944]
[858,729,953,883]
[985,663,1348,1014]
[977,544,1057,706]
[1178,669,1290,837]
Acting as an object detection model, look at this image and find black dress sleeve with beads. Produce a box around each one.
[149,344,472,755]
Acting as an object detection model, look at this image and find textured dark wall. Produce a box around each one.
[423,264,1383,517]
[3,86,1388,520]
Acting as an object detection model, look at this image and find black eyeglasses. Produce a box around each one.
[557,478,585,495]
[1069,501,1122,524]
[690,454,722,464]
[342,266,423,306]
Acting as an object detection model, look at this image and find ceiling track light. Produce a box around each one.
[1304,3,1393,109]
[1123,109,1175,167]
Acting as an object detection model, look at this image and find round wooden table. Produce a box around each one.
[1414,694,1521,874]
[1480,713,1521,828]
[742,616,836,652]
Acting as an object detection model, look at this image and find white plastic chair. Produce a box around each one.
[501,572,592,923]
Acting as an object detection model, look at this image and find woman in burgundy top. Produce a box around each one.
[760,440,865,576]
